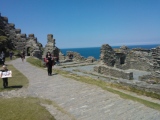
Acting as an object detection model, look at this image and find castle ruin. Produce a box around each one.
[94,44,160,82]
[0,13,43,58]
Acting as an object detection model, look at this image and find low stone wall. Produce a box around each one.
[94,65,133,80]
[116,57,152,71]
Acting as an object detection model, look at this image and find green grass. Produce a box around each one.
[5,56,17,62]
[27,57,160,111]
[0,97,55,120]
[0,64,28,91]
[0,63,56,120]
[27,57,45,68]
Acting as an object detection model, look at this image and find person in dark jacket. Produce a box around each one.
[20,51,25,62]
[9,51,13,60]
[0,65,8,88]
[46,52,53,76]
[1,51,5,65]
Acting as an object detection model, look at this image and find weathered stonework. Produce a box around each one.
[0,13,43,58]
[43,34,60,58]
[100,44,116,66]
[85,56,96,63]
[66,51,85,61]
[94,65,133,80]
[96,43,160,83]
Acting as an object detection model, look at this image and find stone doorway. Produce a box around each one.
[27,47,32,56]
[120,56,125,64]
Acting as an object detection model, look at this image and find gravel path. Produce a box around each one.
[1,58,160,120]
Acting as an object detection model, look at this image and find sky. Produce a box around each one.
[0,0,160,48]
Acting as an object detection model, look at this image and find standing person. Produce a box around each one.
[23,51,25,59]
[0,65,8,88]
[1,51,5,65]
[9,51,13,60]
[46,52,53,76]
[20,51,25,62]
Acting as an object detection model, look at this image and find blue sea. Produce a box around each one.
[60,44,160,59]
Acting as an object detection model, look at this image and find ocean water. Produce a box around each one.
[60,44,160,59]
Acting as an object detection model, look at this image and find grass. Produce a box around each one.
[5,56,17,62]
[27,57,160,111]
[0,97,55,120]
[0,58,77,120]
[0,62,56,120]
[0,64,28,91]
[27,57,44,68]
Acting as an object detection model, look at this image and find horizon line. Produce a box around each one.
[60,43,160,49]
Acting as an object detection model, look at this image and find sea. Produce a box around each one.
[60,44,160,60]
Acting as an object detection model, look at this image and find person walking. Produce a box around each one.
[46,52,53,76]
[9,51,13,60]
[20,51,25,62]
[0,65,8,88]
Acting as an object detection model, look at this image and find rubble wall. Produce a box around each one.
[116,59,152,71]
[94,65,133,80]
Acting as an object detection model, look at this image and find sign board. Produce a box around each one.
[0,71,12,78]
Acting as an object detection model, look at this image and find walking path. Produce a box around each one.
[2,58,160,120]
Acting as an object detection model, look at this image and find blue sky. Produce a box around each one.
[0,0,160,48]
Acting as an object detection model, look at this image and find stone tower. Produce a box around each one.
[43,34,59,58]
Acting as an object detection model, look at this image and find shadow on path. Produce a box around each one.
[7,85,23,88]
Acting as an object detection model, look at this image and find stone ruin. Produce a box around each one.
[94,44,133,80]
[65,51,96,63]
[66,51,85,61]
[100,44,116,66]
[94,44,160,83]
[0,13,43,58]
[43,34,66,60]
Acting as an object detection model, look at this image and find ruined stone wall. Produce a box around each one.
[151,46,160,71]
[115,50,152,71]
[43,34,60,58]
[100,44,116,66]
[0,14,15,52]
[0,13,43,58]
[85,56,96,63]
[94,65,133,80]
[66,51,85,61]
